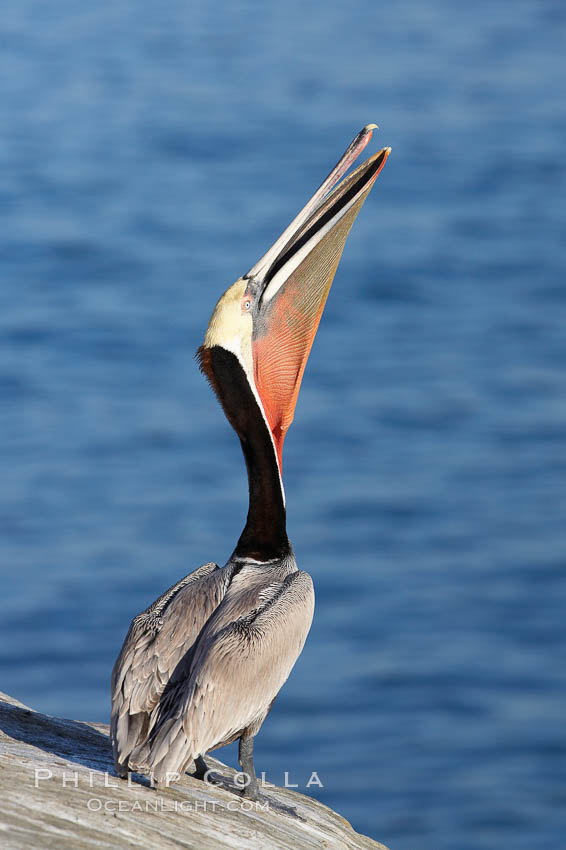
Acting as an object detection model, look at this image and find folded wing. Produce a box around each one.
[110,561,234,775]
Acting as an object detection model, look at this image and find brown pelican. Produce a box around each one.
[111,125,390,814]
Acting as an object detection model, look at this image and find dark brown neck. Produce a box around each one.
[197,345,289,562]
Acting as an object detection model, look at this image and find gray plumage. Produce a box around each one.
[111,553,314,784]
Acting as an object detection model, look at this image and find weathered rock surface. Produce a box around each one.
[0,692,389,850]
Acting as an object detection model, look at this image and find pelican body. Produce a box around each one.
[111,126,390,811]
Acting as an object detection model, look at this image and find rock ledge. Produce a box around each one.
[0,692,388,850]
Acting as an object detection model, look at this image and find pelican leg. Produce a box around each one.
[192,754,227,788]
[193,755,210,780]
[238,735,303,820]
[238,735,260,798]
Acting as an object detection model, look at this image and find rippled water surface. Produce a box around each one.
[1,2,565,848]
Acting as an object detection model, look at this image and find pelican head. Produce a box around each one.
[199,126,391,486]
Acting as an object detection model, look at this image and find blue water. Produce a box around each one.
[1,2,565,848]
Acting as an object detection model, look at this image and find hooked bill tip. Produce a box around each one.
[363,123,379,132]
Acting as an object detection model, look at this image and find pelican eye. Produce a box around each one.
[243,299,252,311]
